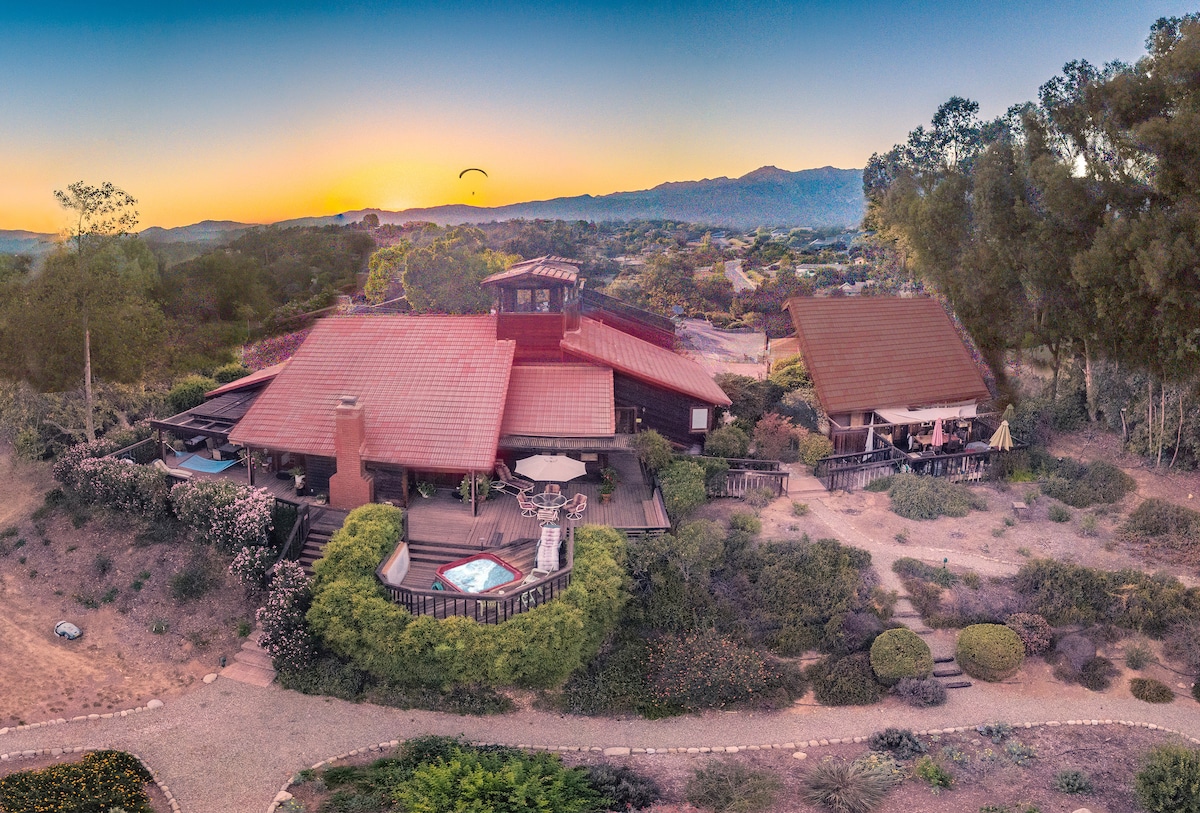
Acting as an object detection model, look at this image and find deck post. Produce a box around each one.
[156,429,164,462]
[470,469,478,516]
[400,467,409,508]
[247,446,255,486]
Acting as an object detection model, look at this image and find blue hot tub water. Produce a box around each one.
[441,558,518,593]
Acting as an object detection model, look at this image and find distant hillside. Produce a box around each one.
[3,166,866,249]
[281,165,865,231]
[0,230,57,256]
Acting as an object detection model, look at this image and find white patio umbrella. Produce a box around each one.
[864,421,875,453]
[515,454,588,482]
[988,419,1013,451]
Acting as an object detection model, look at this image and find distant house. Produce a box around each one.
[783,296,995,463]
[212,257,730,511]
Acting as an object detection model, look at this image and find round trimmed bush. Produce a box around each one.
[870,628,933,686]
[1004,612,1052,655]
[810,653,882,706]
[955,624,1024,682]
[1130,677,1175,704]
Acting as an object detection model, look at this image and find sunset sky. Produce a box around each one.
[0,1,1190,232]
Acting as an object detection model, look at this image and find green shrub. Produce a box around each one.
[884,474,987,520]
[893,556,956,587]
[1125,641,1154,669]
[912,755,953,790]
[768,353,810,391]
[1076,656,1118,691]
[307,512,628,689]
[867,728,926,760]
[956,624,1024,681]
[632,430,675,474]
[797,430,835,467]
[892,677,947,707]
[705,425,750,459]
[869,628,933,686]
[792,500,810,516]
[0,750,154,813]
[169,559,217,602]
[1130,677,1175,703]
[165,375,218,414]
[1041,460,1135,507]
[1054,768,1094,794]
[686,760,781,813]
[583,764,660,811]
[809,653,882,706]
[646,631,770,712]
[1121,498,1200,551]
[1004,613,1053,655]
[1047,504,1071,523]
[802,757,897,813]
[212,362,250,384]
[1135,745,1200,813]
[659,460,708,522]
[977,722,1013,743]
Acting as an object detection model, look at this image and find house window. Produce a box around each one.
[690,406,712,432]
[534,288,551,312]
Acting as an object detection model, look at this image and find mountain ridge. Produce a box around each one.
[3,165,865,250]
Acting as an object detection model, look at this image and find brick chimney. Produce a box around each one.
[329,395,374,510]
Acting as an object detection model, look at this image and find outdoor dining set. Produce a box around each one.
[494,455,590,525]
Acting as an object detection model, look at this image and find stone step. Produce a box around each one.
[219,661,276,688]
[933,667,963,677]
[893,611,921,618]
[943,680,973,689]
[236,646,274,668]
[933,656,955,663]
[241,637,266,653]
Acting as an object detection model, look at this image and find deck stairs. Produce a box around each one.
[298,507,349,574]
[219,628,277,687]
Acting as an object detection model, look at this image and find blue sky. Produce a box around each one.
[0,1,1190,230]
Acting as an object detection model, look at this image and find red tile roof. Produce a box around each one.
[783,297,990,415]
[205,362,288,398]
[482,255,579,286]
[561,318,731,406]
[501,364,615,437]
[228,316,514,472]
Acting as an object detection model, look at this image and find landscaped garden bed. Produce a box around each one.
[0,750,170,813]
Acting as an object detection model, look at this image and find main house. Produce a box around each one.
[163,257,730,513]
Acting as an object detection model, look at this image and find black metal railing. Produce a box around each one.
[106,437,159,465]
[276,503,311,564]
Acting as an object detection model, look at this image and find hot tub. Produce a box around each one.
[435,553,524,594]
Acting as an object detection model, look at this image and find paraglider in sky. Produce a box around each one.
[459,167,488,196]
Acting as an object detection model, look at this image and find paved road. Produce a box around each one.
[724,259,756,292]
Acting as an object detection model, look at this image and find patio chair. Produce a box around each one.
[564,493,588,521]
[543,483,561,495]
[493,461,534,495]
[537,507,559,526]
[517,493,538,517]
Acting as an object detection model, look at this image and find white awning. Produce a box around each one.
[873,402,978,425]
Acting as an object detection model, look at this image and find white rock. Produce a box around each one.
[274,791,293,803]
[792,751,808,760]
[146,699,164,709]
[203,673,218,684]
[603,747,631,757]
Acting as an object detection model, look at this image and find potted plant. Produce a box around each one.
[288,466,305,494]
[416,481,436,499]
[599,466,619,503]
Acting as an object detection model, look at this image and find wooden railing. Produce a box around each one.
[697,456,782,472]
[106,437,159,465]
[719,469,789,498]
[276,503,311,565]
[813,445,907,492]
[385,527,576,623]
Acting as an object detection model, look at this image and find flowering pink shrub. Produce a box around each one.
[170,480,274,553]
[257,561,317,672]
[229,545,277,591]
[71,457,170,518]
[241,329,311,370]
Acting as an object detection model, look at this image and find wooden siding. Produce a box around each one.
[496,313,566,361]
[611,373,698,444]
[306,455,336,495]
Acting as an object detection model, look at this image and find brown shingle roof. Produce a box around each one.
[482,255,579,286]
[500,364,615,437]
[561,318,731,406]
[205,362,288,398]
[783,297,990,415]
[228,316,514,472]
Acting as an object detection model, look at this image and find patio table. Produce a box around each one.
[531,492,568,509]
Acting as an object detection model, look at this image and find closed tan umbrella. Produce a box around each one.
[988,419,1013,451]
